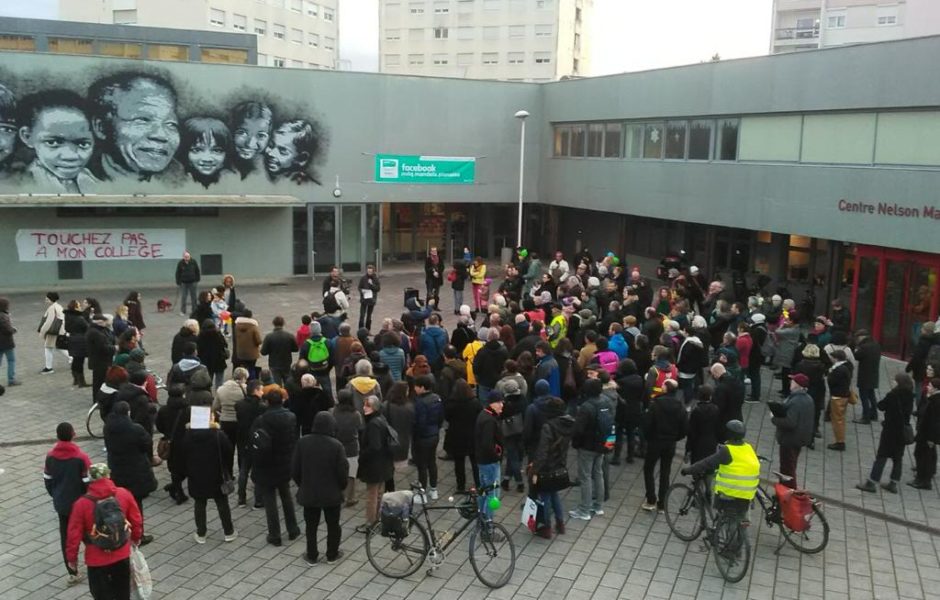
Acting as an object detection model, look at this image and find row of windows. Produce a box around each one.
[259,53,334,69]
[0,34,249,63]
[385,0,554,15]
[209,5,334,36]
[384,23,553,41]
[553,120,740,161]
[385,50,552,67]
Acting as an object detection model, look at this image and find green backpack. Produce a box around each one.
[306,338,330,371]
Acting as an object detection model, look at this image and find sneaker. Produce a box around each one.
[303,553,318,566]
[40,368,54,374]
[641,502,657,512]
[326,551,344,565]
[224,531,238,542]
[827,442,846,451]
[237,498,247,507]
[67,573,85,586]
[428,488,439,501]
[592,508,605,517]
[657,505,665,514]
[413,493,425,505]
[194,533,207,544]
[568,509,592,521]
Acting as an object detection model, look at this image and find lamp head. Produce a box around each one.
[514,110,530,120]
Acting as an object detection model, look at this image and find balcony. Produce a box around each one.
[775,27,819,40]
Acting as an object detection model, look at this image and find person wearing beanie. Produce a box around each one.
[857,373,915,494]
[300,321,334,396]
[475,390,504,519]
[66,462,143,598]
[44,422,91,585]
[793,343,827,446]
[771,374,815,488]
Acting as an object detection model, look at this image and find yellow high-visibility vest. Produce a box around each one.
[714,442,760,501]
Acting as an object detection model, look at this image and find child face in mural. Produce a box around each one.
[0,121,15,165]
[106,81,180,174]
[233,116,271,163]
[20,106,94,180]
[264,127,307,176]
[188,133,227,177]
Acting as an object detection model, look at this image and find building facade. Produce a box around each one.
[59,0,339,69]
[0,35,938,358]
[771,0,940,54]
[0,15,257,64]
[378,0,591,81]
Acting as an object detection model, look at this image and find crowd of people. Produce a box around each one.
[7,246,940,599]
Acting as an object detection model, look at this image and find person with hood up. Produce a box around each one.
[771,374,815,487]
[44,422,91,585]
[473,328,508,403]
[419,313,448,371]
[332,389,364,506]
[86,313,115,400]
[185,367,215,409]
[444,379,481,491]
[686,384,720,464]
[234,309,263,379]
[613,359,645,465]
[66,463,143,599]
[826,349,854,451]
[167,341,209,389]
[534,340,561,399]
[157,379,190,504]
[104,401,157,546]
[857,373,915,494]
[180,411,237,544]
[531,396,575,539]
[293,411,349,565]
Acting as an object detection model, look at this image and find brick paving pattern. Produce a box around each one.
[1,269,938,599]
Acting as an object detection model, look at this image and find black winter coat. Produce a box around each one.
[713,374,745,440]
[615,373,645,428]
[182,427,233,499]
[793,358,827,406]
[64,309,88,358]
[876,388,914,456]
[293,412,349,508]
[358,412,395,483]
[235,395,265,453]
[197,330,228,374]
[261,328,297,372]
[104,414,157,498]
[854,337,882,390]
[444,395,481,455]
[171,328,198,365]
[906,333,939,382]
[687,401,721,463]
[451,260,469,291]
[643,393,688,445]
[85,323,115,370]
[916,392,940,444]
[155,388,189,477]
[116,383,155,434]
[827,363,853,398]
[533,413,575,476]
[473,340,508,389]
[475,407,503,464]
[250,406,298,486]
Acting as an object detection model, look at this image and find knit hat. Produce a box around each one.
[789,373,810,388]
[89,463,111,481]
[477,327,490,341]
[587,277,600,288]
[113,353,130,367]
[538,291,551,305]
[501,379,521,396]
[533,379,550,397]
[486,389,504,404]
[129,348,146,362]
[310,321,322,336]
[750,313,766,324]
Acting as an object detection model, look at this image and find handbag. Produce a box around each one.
[157,411,183,460]
[55,333,69,350]
[501,414,524,438]
[447,269,457,283]
[217,430,235,496]
[848,389,859,405]
[903,423,915,445]
[536,467,571,492]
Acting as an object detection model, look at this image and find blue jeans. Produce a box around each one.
[453,289,464,311]
[478,462,501,520]
[503,437,523,483]
[539,491,564,528]
[859,388,878,421]
[577,449,605,513]
[179,282,198,314]
[0,348,15,383]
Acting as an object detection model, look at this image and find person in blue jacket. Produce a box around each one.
[419,314,448,371]
[608,323,629,360]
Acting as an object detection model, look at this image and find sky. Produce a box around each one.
[0,0,775,75]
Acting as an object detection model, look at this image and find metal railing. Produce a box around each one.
[775,27,819,40]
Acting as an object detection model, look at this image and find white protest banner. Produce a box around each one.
[15,229,186,262]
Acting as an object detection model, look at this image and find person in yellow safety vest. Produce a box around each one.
[681,419,760,518]
[547,304,567,349]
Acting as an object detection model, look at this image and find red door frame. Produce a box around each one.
[852,245,940,357]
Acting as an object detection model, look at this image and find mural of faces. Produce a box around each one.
[0,68,325,191]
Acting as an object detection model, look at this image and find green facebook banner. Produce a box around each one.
[375,154,476,184]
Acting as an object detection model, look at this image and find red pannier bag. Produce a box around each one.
[775,483,814,532]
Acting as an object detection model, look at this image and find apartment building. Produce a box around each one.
[378,0,592,81]
[771,0,940,53]
[59,0,339,69]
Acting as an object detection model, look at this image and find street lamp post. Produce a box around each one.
[515,110,529,249]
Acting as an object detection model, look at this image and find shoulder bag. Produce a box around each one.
[218,430,235,495]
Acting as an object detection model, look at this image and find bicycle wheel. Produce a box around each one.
[366,517,430,579]
[664,483,705,542]
[469,520,516,589]
[781,503,829,554]
[86,403,104,439]
[711,517,751,583]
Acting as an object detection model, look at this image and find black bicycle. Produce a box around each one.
[752,456,829,555]
[664,474,752,583]
[86,369,165,438]
[365,483,517,589]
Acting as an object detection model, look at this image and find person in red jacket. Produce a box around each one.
[67,463,143,600]
[44,422,91,585]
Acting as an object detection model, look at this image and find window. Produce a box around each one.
[536,0,549,8]
[534,52,551,64]
[457,52,472,65]
[409,28,425,40]
[717,119,739,161]
[664,121,687,159]
[433,27,448,39]
[290,59,304,68]
[796,17,819,37]
[573,58,579,74]
[432,53,448,65]
[483,26,499,40]
[273,56,286,67]
[113,9,137,24]
[604,122,622,158]
[254,19,267,35]
[457,27,473,40]
[99,41,142,58]
[201,47,249,63]
[385,2,400,13]
[482,52,498,65]
[587,123,604,157]
[308,33,319,47]
[0,35,35,51]
[291,0,303,12]
[877,15,897,25]
[410,2,425,14]
[273,24,286,39]
[570,125,585,157]
[210,8,225,27]
[292,28,303,43]
[49,38,94,55]
[434,2,449,14]
[324,36,335,50]
[147,44,188,61]
[58,261,83,281]
[484,0,499,9]
[385,54,401,67]
[509,25,525,39]
[233,14,247,31]
[553,125,570,157]
[508,52,524,64]
[323,7,335,21]
[306,2,319,18]
[201,254,223,277]
[408,53,424,65]
[458,0,473,13]
[625,124,644,158]
[827,13,846,28]
[386,28,401,40]
[688,120,713,160]
[535,24,552,37]
[877,5,898,26]
[643,123,663,159]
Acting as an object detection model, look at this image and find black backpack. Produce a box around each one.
[251,424,272,457]
[83,495,129,551]
[592,399,616,453]
[323,292,340,314]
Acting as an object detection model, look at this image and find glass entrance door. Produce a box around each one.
[340,205,363,272]
[311,204,376,275]
[312,205,337,274]
[881,261,907,356]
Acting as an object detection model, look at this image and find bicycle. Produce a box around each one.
[752,456,829,555]
[365,482,517,589]
[664,473,752,583]
[85,369,165,438]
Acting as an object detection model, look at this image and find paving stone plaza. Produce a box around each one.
[1,270,938,600]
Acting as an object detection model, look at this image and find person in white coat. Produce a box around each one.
[548,251,570,285]
[39,291,69,374]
